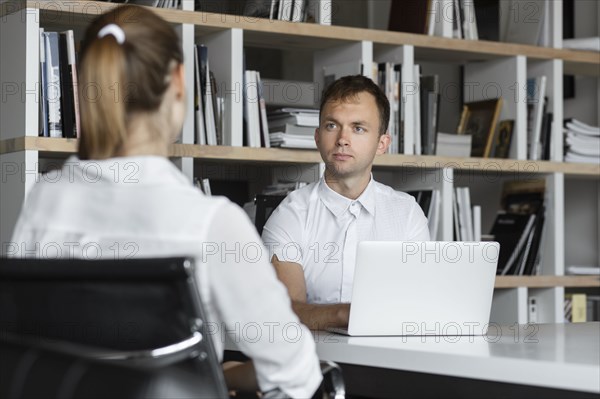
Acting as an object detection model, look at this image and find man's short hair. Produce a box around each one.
[319,75,390,136]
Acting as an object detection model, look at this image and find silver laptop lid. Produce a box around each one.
[347,241,499,336]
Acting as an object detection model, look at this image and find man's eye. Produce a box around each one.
[355,126,365,133]
[325,123,336,129]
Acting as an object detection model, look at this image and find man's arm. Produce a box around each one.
[272,255,350,330]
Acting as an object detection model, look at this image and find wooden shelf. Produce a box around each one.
[3,137,600,177]
[495,275,600,289]
[3,1,598,75]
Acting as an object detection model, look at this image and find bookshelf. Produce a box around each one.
[1,0,599,325]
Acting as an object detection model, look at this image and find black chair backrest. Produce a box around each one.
[0,257,228,398]
[255,194,287,235]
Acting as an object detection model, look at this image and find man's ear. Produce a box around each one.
[314,127,320,145]
[376,133,391,155]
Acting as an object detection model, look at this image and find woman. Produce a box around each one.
[10,5,320,397]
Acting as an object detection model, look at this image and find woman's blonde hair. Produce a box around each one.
[77,5,183,159]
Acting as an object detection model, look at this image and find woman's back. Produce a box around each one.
[9,6,321,394]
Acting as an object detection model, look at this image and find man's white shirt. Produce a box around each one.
[262,176,431,304]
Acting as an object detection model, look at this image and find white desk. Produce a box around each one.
[312,322,599,396]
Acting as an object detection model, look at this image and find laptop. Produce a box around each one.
[328,241,499,336]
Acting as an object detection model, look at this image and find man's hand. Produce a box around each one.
[223,361,257,393]
[271,255,350,330]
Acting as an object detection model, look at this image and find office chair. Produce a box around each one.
[0,257,345,399]
[0,257,228,398]
[254,194,287,235]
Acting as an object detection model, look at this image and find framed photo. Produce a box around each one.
[491,120,515,159]
[457,98,503,158]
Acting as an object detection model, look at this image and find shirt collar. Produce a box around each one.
[318,175,376,218]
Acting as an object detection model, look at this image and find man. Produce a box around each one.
[262,75,430,330]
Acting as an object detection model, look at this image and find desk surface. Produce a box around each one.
[313,322,600,394]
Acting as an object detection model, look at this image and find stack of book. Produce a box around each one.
[435,133,471,157]
[243,70,270,148]
[374,62,402,154]
[489,179,546,276]
[102,0,181,8]
[388,0,478,40]
[193,44,222,146]
[268,108,318,149]
[563,119,600,164]
[39,29,79,139]
[236,0,331,24]
[452,187,481,242]
[563,37,600,52]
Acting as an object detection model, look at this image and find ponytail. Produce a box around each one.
[77,6,183,160]
[78,36,128,160]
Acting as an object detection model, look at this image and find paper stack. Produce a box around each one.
[564,119,600,164]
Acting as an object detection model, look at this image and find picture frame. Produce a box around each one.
[491,120,515,159]
[457,98,503,158]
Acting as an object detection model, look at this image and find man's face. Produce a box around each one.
[315,91,390,181]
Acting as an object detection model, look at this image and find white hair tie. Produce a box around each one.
[98,24,125,45]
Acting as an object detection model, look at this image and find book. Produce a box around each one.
[269,123,315,136]
[64,30,80,138]
[261,79,318,108]
[198,45,217,145]
[193,45,206,145]
[491,212,536,275]
[501,0,545,45]
[474,0,499,41]
[269,132,316,149]
[307,0,332,25]
[420,75,441,155]
[280,0,293,21]
[562,37,600,52]
[453,0,463,39]
[563,122,600,163]
[256,71,270,148]
[521,205,545,276]
[526,76,547,160]
[565,119,600,136]
[267,109,319,128]
[490,179,546,275]
[460,0,478,40]
[413,65,421,155]
[39,28,48,137]
[539,112,552,160]
[388,0,433,35]
[452,188,461,240]
[472,205,481,242]
[291,0,305,22]
[567,266,600,275]
[455,187,474,241]
[432,0,453,38]
[43,31,63,138]
[244,70,261,148]
[58,32,76,138]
